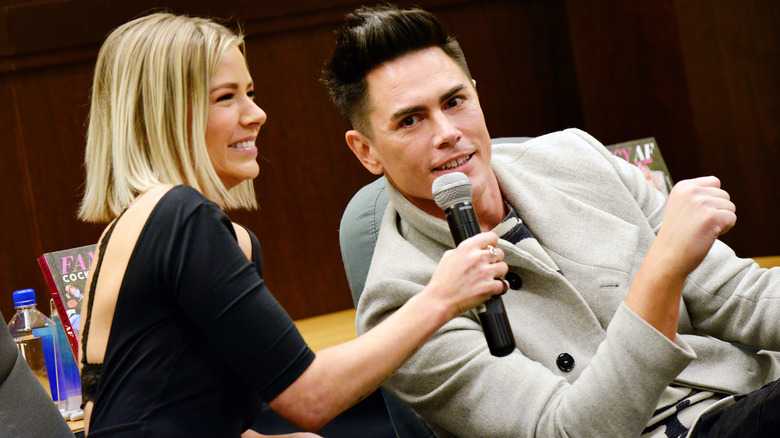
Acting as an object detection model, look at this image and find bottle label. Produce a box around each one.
[32,326,59,398]
[12,333,36,342]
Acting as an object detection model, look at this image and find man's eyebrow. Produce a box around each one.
[440,84,465,102]
[389,84,467,121]
[391,104,425,122]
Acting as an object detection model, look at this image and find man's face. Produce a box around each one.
[347,47,494,217]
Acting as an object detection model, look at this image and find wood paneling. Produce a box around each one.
[0,75,45,307]
[565,0,701,177]
[673,0,780,258]
[2,0,778,322]
[229,21,369,317]
[434,0,583,137]
[13,63,102,248]
[564,0,780,258]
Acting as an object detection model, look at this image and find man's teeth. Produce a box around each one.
[230,140,254,149]
[438,154,471,170]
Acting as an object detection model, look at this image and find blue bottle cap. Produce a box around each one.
[12,288,36,307]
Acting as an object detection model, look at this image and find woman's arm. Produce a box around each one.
[267,231,507,430]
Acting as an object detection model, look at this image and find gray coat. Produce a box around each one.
[356,128,780,437]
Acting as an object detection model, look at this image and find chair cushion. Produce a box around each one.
[339,177,388,306]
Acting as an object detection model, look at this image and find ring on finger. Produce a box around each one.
[498,278,508,294]
[487,244,498,262]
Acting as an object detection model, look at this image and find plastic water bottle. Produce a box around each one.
[49,298,83,418]
[7,289,60,405]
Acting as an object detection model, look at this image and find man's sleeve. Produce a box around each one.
[356,218,693,438]
[575,128,780,354]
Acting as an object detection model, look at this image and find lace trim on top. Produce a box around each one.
[80,210,125,408]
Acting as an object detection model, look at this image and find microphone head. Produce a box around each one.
[432,172,473,210]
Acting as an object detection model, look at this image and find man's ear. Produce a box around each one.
[345,129,384,175]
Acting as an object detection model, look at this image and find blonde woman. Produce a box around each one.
[78,13,508,437]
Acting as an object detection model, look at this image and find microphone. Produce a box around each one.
[432,172,515,357]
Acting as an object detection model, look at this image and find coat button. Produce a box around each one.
[556,353,575,372]
[505,272,523,290]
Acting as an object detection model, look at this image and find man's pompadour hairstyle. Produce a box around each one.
[322,4,471,134]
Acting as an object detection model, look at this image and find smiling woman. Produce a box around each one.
[205,45,265,190]
[75,11,508,438]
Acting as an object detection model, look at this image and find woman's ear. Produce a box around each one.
[345,130,384,175]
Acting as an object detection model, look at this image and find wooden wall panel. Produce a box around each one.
[433,0,583,138]
[0,66,104,321]
[564,0,701,177]
[674,0,780,257]
[14,63,103,250]
[564,0,780,258]
[229,23,369,317]
[0,76,47,317]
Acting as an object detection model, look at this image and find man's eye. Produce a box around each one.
[400,115,418,127]
[446,96,463,108]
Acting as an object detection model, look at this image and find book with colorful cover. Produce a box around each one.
[38,244,96,358]
[606,137,673,199]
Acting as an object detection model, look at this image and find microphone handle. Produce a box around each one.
[446,203,481,245]
[445,203,515,357]
[478,297,515,357]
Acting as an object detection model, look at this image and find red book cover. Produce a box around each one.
[38,244,97,359]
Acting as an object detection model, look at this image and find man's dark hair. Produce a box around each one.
[322,4,471,135]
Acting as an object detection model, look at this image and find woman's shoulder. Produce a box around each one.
[153,185,225,220]
[125,185,233,245]
[160,184,214,206]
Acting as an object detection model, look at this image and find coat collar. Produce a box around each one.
[385,136,645,274]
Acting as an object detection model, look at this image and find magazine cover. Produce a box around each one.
[38,244,96,358]
[606,137,673,199]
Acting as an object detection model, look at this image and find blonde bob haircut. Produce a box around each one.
[79,12,257,223]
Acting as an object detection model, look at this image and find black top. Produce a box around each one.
[85,186,315,437]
